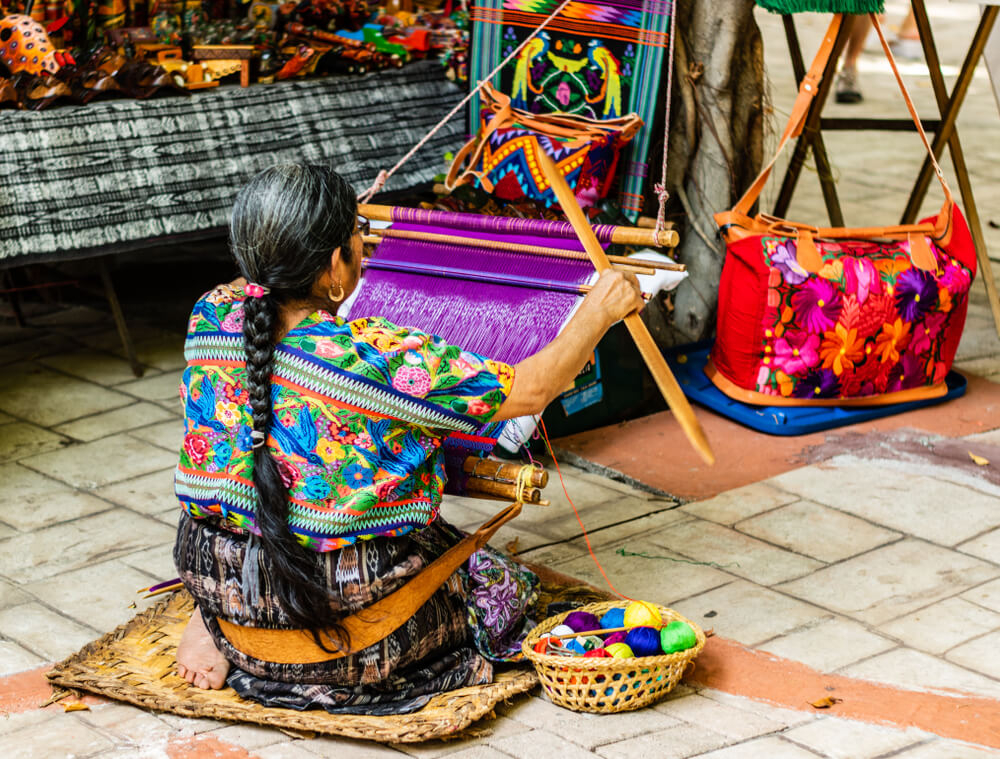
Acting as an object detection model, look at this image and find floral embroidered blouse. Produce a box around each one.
[175,285,515,552]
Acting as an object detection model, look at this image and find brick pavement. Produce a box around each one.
[3,2,1000,757]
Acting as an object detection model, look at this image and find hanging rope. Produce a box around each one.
[653,0,678,236]
[358,0,574,202]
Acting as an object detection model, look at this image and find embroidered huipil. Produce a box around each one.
[175,285,515,551]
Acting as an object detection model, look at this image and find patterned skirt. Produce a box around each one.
[173,511,539,715]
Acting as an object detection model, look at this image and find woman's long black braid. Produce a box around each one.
[231,164,356,649]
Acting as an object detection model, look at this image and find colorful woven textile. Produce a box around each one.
[175,511,539,715]
[176,285,514,552]
[0,61,461,266]
[469,0,673,219]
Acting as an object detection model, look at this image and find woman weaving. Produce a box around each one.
[173,163,643,712]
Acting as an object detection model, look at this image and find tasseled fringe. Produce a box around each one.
[755,0,884,13]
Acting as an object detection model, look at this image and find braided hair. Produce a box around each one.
[229,164,357,643]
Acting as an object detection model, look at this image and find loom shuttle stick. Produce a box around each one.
[359,203,679,248]
[362,229,684,272]
[549,625,651,640]
[535,149,715,466]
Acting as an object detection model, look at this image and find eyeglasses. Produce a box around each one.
[357,214,375,259]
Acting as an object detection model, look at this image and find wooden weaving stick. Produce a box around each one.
[536,150,715,466]
[360,203,679,248]
[361,238,657,276]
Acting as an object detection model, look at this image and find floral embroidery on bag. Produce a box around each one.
[754,237,972,399]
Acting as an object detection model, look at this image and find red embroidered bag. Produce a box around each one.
[709,15,976,406]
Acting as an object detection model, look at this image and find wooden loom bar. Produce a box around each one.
[463,457,549,488]
[360,203,680,248]
[362,229,684,272]
[465,477,545,504]
[536,150,715,466]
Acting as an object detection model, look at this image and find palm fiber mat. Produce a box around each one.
[46,567,611,743]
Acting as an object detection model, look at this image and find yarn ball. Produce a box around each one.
[625,626,662,657]
[660,621,698,653]
[603,631,627,647]
[583,647,611,658]
[566,638,588,656]
[550,624,576,638]
[563,611,601,633]
[599,607,626,630]
[624,600,663,629]
[604,642,634,659]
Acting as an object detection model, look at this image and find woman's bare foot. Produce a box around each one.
[176,606,230,689]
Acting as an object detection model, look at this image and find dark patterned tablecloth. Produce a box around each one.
[0,61,465,266]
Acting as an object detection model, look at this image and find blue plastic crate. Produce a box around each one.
[666,345,967,436]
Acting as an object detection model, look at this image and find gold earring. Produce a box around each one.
[329,280,344,302]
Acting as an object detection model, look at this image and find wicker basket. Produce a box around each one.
[522,601,706,713]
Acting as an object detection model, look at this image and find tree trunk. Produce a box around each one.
[647,0,764,346]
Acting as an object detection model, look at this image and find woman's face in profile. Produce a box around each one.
[341,224,365,299]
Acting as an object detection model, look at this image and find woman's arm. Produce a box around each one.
[494,269,644,420]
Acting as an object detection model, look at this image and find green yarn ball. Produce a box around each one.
[660,621,697,654]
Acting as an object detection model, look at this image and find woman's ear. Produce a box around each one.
[329,246,343,272]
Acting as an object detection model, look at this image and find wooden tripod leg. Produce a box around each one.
[97,257,144,378]
[902,2,1000,339]
[901,6,996,222]
[535,149,715,466]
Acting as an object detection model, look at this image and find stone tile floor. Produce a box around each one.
[4,1,1000,756]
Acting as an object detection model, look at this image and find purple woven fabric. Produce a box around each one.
[348,223,602,365]
[389,207,621,245]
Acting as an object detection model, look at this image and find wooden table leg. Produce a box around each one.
[2,270,26,328]
[97,257,144,378]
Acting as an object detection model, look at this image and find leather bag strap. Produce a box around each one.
[733,13,843,217]
[733,13,954,240]
[445,82,643,191]
[216,501,523,665]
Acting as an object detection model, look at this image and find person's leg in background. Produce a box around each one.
[890,9,922,61]
[836,14,870,104]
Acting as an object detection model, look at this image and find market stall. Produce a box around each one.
[0,59,462,265]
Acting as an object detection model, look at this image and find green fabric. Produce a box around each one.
[755,0,884,13]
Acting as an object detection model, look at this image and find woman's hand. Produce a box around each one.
[582,269,645,327]
[495,269,645,420]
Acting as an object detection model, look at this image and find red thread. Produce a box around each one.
[538,418,633,602]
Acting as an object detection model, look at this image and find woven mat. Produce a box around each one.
[46,566,610,743]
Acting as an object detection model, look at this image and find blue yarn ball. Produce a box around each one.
[625,626,662,657]
[563,611,601,633]
[599,607,626,630]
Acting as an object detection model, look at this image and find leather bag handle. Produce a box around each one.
[732,14,954,253]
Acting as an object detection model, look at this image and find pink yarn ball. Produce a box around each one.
[603,631,627,647]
